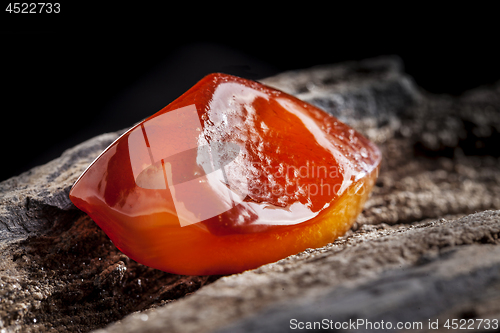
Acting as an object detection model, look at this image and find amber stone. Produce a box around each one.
[69,73,381,275]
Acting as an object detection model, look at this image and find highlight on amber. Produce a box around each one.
[69,73,381,275]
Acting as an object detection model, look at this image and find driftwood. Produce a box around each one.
[1,57,500,332]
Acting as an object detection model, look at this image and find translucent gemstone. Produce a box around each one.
[69,73,381,275]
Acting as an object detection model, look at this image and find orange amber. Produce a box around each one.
[69,73,381,275]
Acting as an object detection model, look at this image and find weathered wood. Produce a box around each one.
[1,57,500,332]
[0,132,121,242]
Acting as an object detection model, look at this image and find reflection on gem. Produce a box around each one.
[69,73,381,275]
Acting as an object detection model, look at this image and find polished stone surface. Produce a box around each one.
[69,73,380,275]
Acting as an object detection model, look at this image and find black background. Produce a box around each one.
[2,4,499,181]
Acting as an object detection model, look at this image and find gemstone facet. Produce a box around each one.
[69,73,381,275]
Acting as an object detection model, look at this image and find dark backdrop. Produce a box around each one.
[2,5,499,181]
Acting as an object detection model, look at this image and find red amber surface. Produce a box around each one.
[69,73,381,275]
